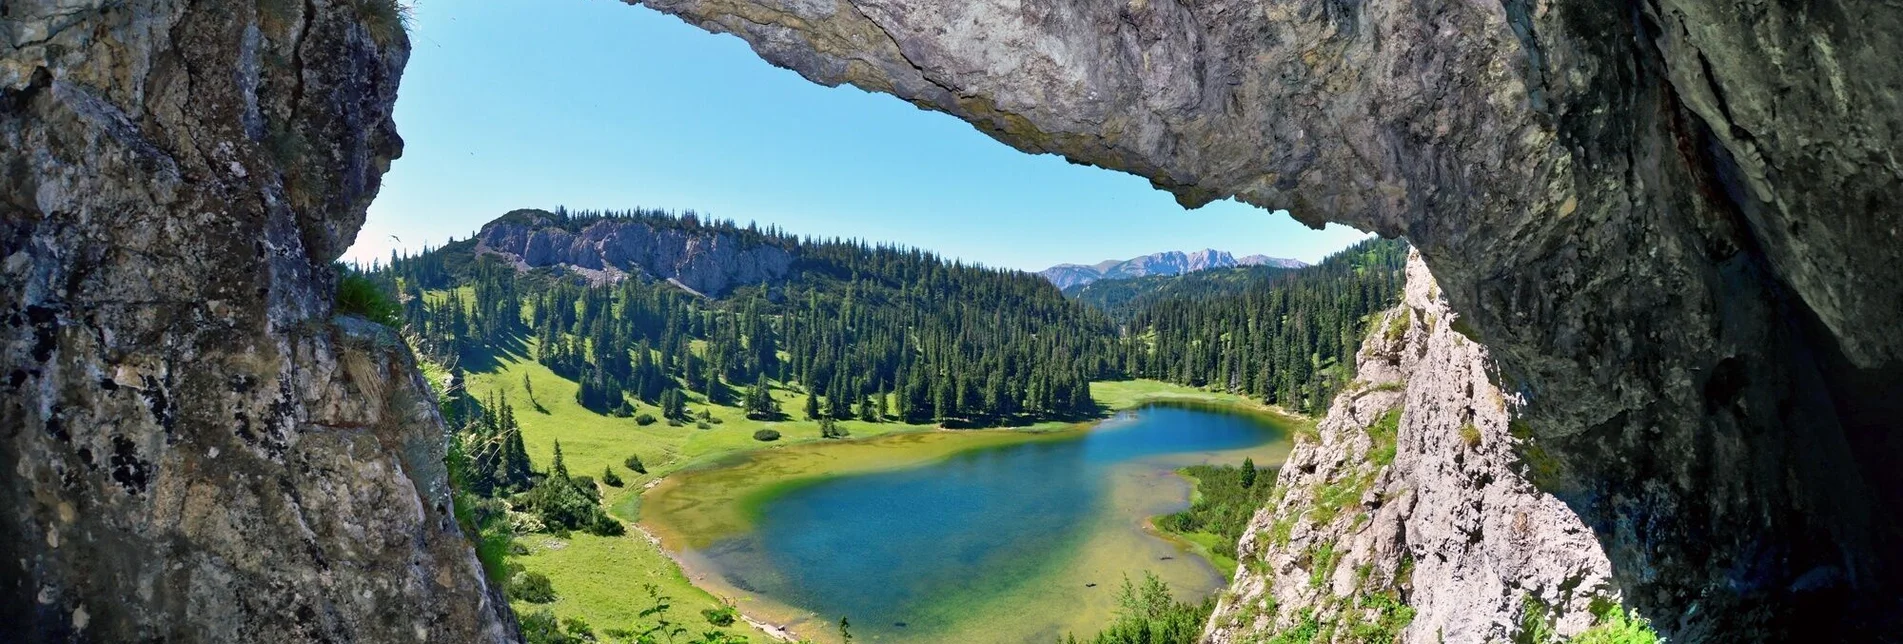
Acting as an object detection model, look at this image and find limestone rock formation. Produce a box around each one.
[627,0,1903,636]
[1,1,514,641]
[1205,252,1618,643]
[473,209,792,295]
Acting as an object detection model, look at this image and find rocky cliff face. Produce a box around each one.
[1206,252,1618,642]
[1,1,514,641]
[474,209,792,296]
[626,0,1902,637]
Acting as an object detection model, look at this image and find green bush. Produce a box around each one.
[753,429,781,442]
[519,609,564,644]
[510,571,556,603]
[1569,605,1660,644]
[527,478,597,532]
[570,476,600,503]
[559,617,593,641]
[334,272,401,328]
[1063,573,1212,644]
[819,417,850,439]
[625,454,647,474]
[588,514,625,537]
[601,467,623,487]
[702,606,738,627]
[635,413,657,426]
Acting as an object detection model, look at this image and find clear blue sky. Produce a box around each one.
[344,0,1370,271]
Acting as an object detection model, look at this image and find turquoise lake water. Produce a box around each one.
[690,404,1289,642]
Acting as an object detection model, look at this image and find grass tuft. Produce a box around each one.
[1459,423,1483,449]
[335,272,401,328]
[355,0,413,45]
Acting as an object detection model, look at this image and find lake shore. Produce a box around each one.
[489,362,1304,642]
[638,402,1299,643]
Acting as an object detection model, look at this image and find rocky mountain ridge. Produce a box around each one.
[1039,249,1305,289]
[1205,251,1619,642]
[471,209,792,296]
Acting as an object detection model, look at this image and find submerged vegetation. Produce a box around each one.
[1061,573,1215,644]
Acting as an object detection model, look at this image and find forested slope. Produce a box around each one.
[1098,238,1410,414]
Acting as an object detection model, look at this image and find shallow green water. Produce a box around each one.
[669,404,1291,642]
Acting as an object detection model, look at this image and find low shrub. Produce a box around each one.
[702,606,738,627]
[570,476,600,503]
[635,414,657,426]
[601,467,623,487]
[510,571,556,603]
[588,514,625,537]
[624,454,647,474]
[560,617,593,641]
[519,609,563,644]
[753,429,781,442]
[1569,604,1661,644]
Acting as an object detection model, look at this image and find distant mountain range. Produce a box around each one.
[1037,249,1307,290]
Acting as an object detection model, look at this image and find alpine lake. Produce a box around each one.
[640,403,1296,643]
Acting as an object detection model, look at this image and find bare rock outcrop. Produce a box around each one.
[1,1,514,641]
[624,0,1903,637]
[473,209,792,295]
[1206,252,1617,643]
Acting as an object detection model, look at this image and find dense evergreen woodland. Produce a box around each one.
[355,208,1405,499]
[1103,237,1409,413]
[373,207,1114,435]
[1067,264,1302,321]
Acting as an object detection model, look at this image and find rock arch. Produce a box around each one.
[626,0,1902,637]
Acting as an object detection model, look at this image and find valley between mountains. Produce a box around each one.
[356,208,1441,643]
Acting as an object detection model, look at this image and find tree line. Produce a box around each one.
[366,212,1407,424]
[373,208,1115,430]
[1103,237,1409,413]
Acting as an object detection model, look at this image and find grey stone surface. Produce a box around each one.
[474,209,792,295]
[625,0,1903,636]
[1,1,515,641]
[1205,252,1618,643]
